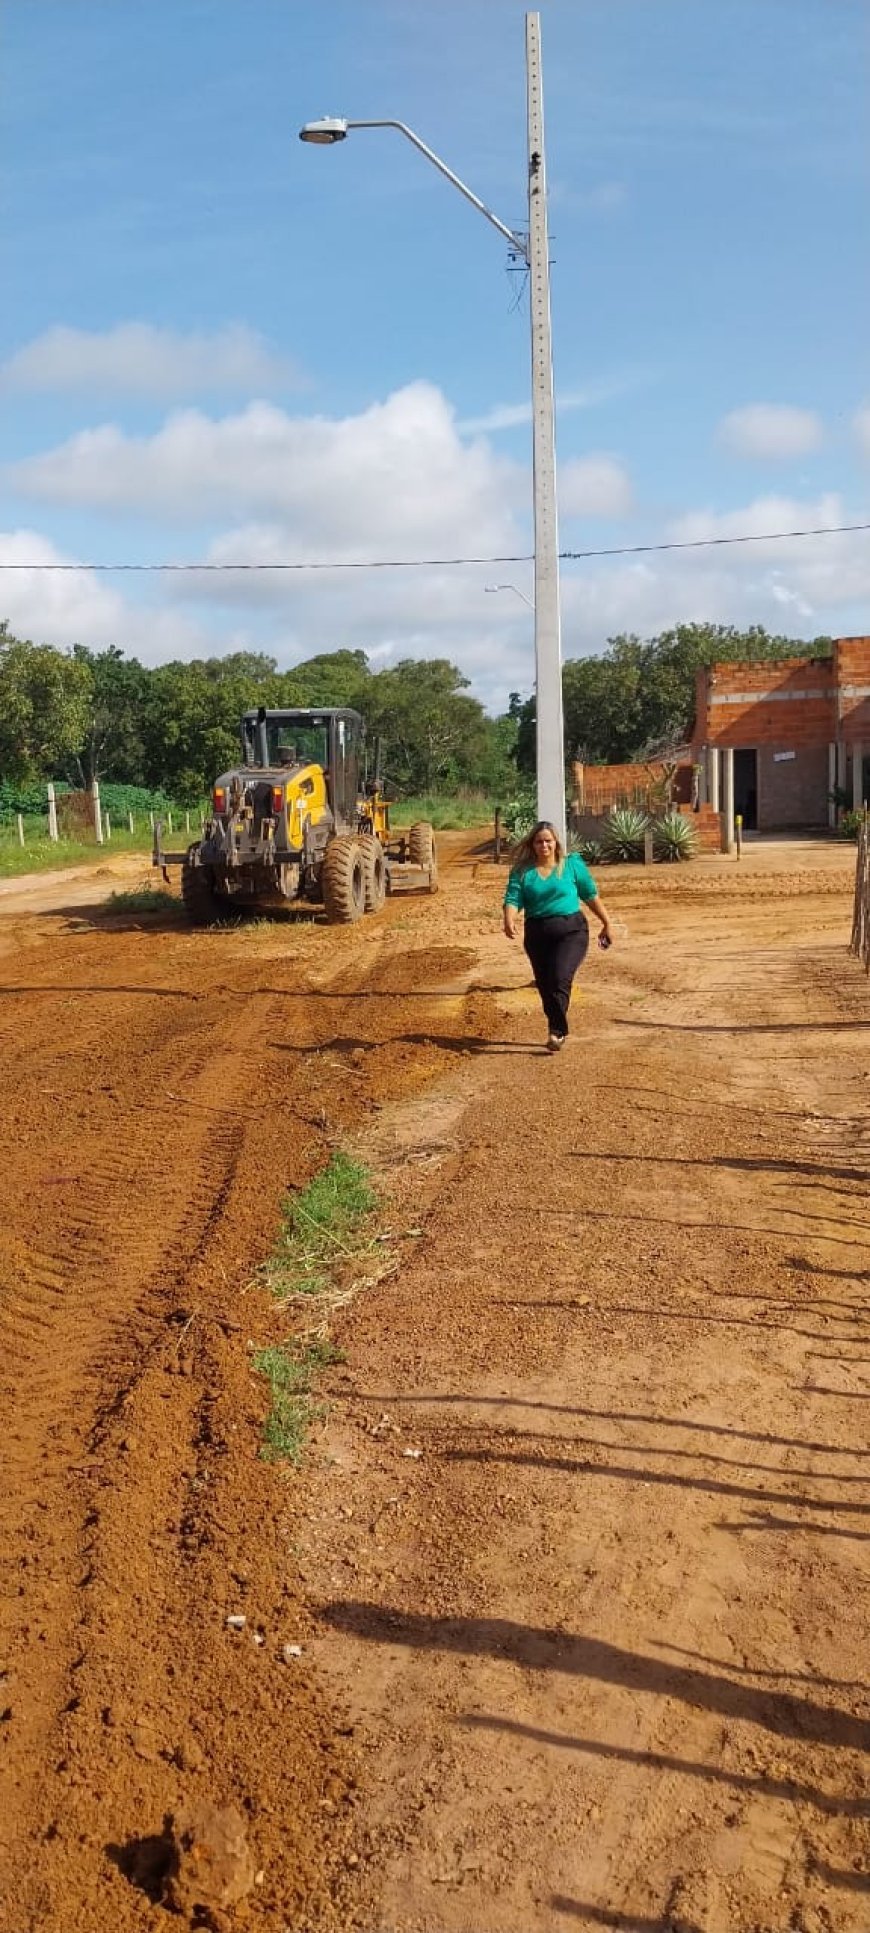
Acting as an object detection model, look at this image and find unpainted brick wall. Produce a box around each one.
[699,657,836,749]
[835,637,870,745]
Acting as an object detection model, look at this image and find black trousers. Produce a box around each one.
[523,911,589,1036]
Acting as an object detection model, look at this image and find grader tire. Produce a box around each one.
[181,847,228,926]
[360,836,387,913]
[408,820,438,892]
[322,837,366,924]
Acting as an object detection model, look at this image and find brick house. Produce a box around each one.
[693,635,870,833]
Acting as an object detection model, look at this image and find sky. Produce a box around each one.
[1,0,868,712]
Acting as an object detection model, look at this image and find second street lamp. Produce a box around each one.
[300,11,566,841]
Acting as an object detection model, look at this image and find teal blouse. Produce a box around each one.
[503,852,598,916]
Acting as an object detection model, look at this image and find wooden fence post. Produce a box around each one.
[47,783,59,842]
[850,812,870,972]
[92,782,103,845]
[129,811,135,835]
[17,813,25,847]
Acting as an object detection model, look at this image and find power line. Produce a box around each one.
[0,519,867,572]
[563,520,870,561]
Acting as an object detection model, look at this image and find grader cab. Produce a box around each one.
[153,706,437,925]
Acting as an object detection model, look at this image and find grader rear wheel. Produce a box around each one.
[321,836,366,923]
[360,836,387,913]
[408,820,438,891]
[180,847,229,926]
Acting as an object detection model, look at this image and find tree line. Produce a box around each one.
[0,618,831,806]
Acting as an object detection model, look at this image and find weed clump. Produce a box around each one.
[253,1340,343,1463]
[255,1152,377,1461]
[262,1151,376,1300]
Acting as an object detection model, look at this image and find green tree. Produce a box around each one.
[516,623,834,773]
[365,658,490,794]
[140,652,299,801]
[70,644,149,787]
[0,624,92,783]
[287,649,371,708]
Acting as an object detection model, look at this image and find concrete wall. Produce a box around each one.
[757,744,830,830]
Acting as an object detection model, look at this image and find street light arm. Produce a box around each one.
[485,582,535,611]
[344,120,529,261]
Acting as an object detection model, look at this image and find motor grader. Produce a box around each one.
[153,706,437,924]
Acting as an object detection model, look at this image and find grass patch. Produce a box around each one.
[389,793,496,831]
[253,1339,343,1463]
[263,1150,377,1301]
[0,825,156,877]
[254,1151,378,1462]
[104,886,180,915]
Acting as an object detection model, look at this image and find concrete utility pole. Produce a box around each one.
[525,12,565,842]
[300,10,566,842]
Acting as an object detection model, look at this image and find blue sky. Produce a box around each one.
[1,0,868,708]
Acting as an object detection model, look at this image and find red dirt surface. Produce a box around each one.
[0,834,867,1932]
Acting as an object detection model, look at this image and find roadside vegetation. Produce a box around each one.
[103,886,180,915]
[254,1151,380,1461]
[2,621,852,879]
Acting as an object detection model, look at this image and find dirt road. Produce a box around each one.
[0,838,867,1932]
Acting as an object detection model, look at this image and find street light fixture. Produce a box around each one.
[299,12,566,840]
[485,582,536,612]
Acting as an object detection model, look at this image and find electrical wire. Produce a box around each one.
[0,518,867,571]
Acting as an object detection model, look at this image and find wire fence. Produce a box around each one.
[850,811,870,973]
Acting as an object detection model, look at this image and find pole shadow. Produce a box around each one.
[458,1712,869,1817]
[319,1603,870,1752]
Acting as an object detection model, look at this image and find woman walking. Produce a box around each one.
[503,820,614,1050]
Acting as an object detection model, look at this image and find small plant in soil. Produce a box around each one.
[104,887,180,914]
[570,835,603,866]
[652,809,698,862]
[601,804,650,864]
[262,1151,377,1300]
[255,1151,378,1461]
[253,1339,344,1463]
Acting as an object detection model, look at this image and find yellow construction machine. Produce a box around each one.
[153,706,437,923]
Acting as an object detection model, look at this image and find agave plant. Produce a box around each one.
[601,804,649,864]
[652,808,697,862]
[570,835,603,866]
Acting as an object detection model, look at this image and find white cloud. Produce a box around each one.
[0,529,211,661]
[459,374,640,436]
[559,454,633,518]
[555,492,870,662]
[9,382,525,551]
[717,403,824,461]
[4,379,867,714]
[854,405,870,458]
[0,323,303,399]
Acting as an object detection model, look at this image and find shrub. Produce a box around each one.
[652,808,697,862]
[601,804,649,863]
[839,808,865,843]
[571,834,603,866]
[500,789,538,842]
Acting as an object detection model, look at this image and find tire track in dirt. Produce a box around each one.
[0,845,506,1931]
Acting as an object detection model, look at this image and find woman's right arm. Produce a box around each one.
[503,871,522,939]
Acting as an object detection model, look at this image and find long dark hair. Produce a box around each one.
[510,819,565,875]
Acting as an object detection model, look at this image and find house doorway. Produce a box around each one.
[734,749,758,831]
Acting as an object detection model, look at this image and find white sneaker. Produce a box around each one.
[546,1032,565,1052]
